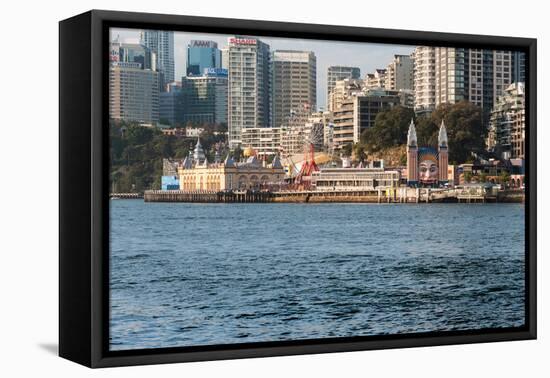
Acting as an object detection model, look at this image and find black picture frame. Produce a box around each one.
[59,9,537,368]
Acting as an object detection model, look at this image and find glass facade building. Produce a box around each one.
[187,40,222,76]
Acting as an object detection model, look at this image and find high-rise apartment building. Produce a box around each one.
[327,66,361,104]
[328,78,363,112]
[186,40,222,76]
[385,54,413,90]
[332,89,400,149]
[271,50,317,129]
[512,51,526,84]
[413,46,436,114]
[435,47,467,106]
[140,30,175,91]
[180,69,228,125]
[221,48,229,69]
[364,69,387,90]
[227,36,271,148]
[414,46,518,118]
[466,49,513,117]
[487,82,526,159]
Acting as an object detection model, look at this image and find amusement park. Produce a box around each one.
[137,117,525,204]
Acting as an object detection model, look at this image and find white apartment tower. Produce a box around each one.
[227,37,271,148]
[413,46,436,114]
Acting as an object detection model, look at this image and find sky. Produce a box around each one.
[111,28,415,109]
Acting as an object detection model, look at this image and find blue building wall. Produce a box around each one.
[161,175,180,190]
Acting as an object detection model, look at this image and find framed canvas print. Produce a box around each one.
[59,10,537,368]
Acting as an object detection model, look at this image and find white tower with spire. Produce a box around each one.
[407,119,418,185]
[192,137,206,164]
[438,120,449,183]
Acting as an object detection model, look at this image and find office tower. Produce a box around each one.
[109,43,160,124]
[159,82,183,126]
[186,40,222,76]
[271,50,317,129]
[227,36,271,148]
[327,66,361,105]
[181,69,228,125]
[109,62,160,124]
[140,30,175,91]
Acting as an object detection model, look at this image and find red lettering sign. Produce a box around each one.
[229,38,257,45]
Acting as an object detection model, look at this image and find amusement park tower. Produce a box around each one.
[438,120,449,184]
[406,119,449,187]
[406,119,418,185]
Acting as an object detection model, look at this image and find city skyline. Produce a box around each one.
[111,28,415,109]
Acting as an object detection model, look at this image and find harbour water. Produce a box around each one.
[110,201,525,351]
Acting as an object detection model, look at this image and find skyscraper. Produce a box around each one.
[181,69,228,126]
[109,43,160,124]
[109,63,160,124]
[186,40,222,76]
[140,30,175,91]
[227,36,271,148]
[327,66,361,105]
[271,50,317,129]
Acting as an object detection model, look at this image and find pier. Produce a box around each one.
[144,190,273,203]
[143,186,523,204]
[110,192,143,199]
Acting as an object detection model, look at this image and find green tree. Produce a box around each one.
[479,172,488,183]
[352,143,367,162]
[499,171,511,185]
[361,106,415,152]
[430,101,484,165]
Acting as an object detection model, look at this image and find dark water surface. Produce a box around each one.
[109,201,525,350]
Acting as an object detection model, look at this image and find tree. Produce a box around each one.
[415,116,438,147]
[499,171,511,186]
[361,106,414,152]
[479,172,488,183]
[430,101,484,165]
[342,143,353,157]
[352,143,366,162]
[463,171,473,183]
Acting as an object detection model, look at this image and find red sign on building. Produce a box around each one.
[229,37,257,45]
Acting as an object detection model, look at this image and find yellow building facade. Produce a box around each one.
[177,139,285,191]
